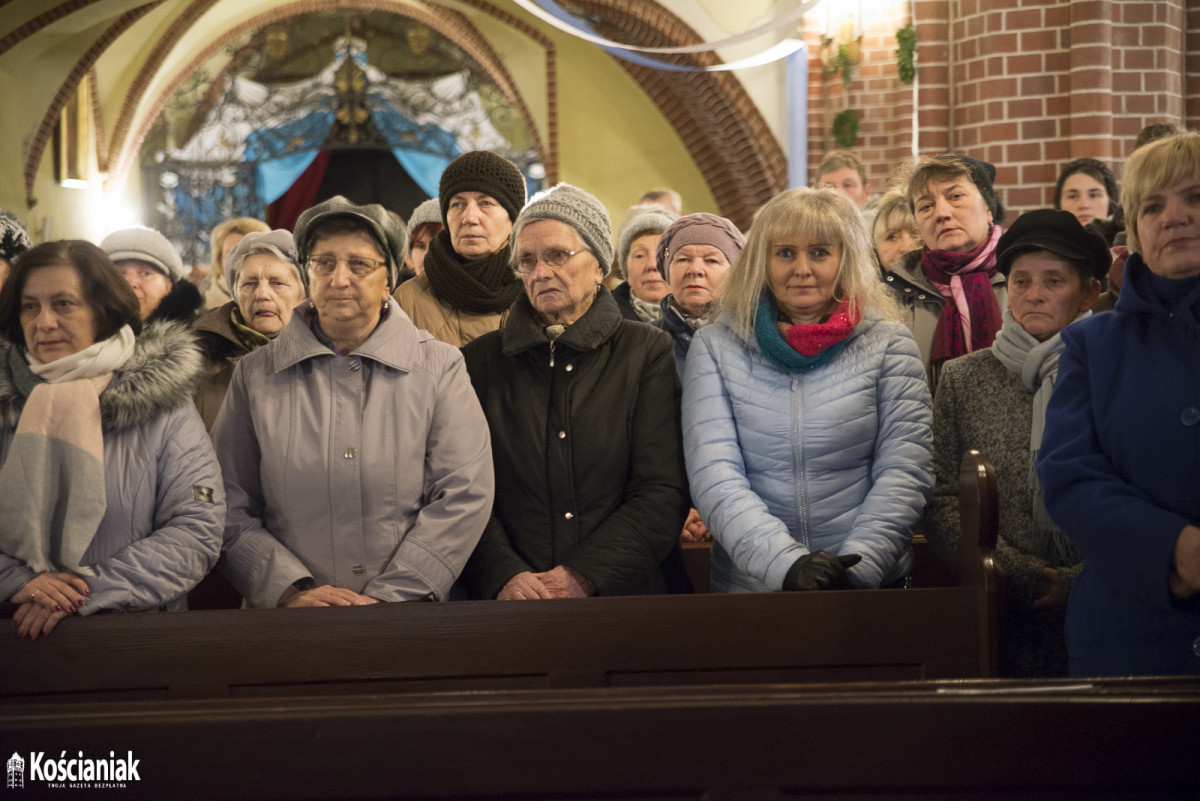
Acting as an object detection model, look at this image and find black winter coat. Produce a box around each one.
[460,287,690,599]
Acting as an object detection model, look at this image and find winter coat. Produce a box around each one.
[192,302,250,431]
[682,312,933,593]
[212,300,493,608]
[929,348,1081,677]
[1037,254,1200,677]
[884,250,1008,388]
[651,296,695,379]
[459,287,691,599]
[0,322,224,612]
[393,273,509,347]
[611,282,641,321]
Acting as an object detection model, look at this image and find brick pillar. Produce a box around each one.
[1068,0,1113,159]
[914,0,951,153]
[1186,2,1200,130]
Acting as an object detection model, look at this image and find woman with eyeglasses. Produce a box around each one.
[211,196,494,608]
[459,184,691,600]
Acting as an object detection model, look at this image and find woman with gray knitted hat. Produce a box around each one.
[401,198,442,278]
[394,150,527,346]
[460,183,690,601]
[211,196,494,608]
[652,212,745,378]
[883,153,1009,391]
[101,226,204,325]
[191,229,306,431]
[612,204,678,322]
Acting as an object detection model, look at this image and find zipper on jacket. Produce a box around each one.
[548,340,556,367]
[792,375,811,549]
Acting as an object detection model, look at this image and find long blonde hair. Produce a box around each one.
[722,188,899,340]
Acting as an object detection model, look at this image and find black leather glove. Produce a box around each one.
[782,551,862,591]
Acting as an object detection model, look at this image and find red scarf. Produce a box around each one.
[919,224,1004,370]
[776,299,861,357]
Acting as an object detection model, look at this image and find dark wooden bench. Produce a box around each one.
[2,678,1197,800]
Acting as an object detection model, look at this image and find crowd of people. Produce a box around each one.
[0,125,1196,680]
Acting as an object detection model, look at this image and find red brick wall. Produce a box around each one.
[805,3,918,194]
[807,0,1194,221]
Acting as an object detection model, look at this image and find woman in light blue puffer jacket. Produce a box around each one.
[683,188,933,593]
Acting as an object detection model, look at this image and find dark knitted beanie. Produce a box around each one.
[438,151,527,224]
[954,154,1006,223]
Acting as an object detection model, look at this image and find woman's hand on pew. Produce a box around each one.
[279,585,378,607]
[498,572,556,601]
[680,509,712,543]
[536,566,596,598]
[1031,567,1069,621]
[11,572,90,614]
[12,600,71,640]
[1169,524,1200,600]
[782,552,861,591]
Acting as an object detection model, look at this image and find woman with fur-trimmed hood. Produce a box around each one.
[0,241,223,639]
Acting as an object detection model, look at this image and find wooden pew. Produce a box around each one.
[0,452,1003,704]
[2,678,1197,800]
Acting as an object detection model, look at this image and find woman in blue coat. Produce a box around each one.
[1037,132,1200,676]
[683,188,933,593]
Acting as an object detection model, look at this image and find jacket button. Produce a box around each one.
[564,512,573,520]
[558,431,566,439]
[917,294,927,300]
[344,447,357,459]
[352,564,365,576]
[349,360,361,372]
[1182,407,1200,427]
[565,364,574,372]
[1194,637,1200,658]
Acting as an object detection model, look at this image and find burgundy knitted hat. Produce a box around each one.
[655,213,745,279]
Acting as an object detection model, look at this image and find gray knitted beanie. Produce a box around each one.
[616,204,678,279]
[407,198,442,233]
[438,151,527,224]
[225,229,303,297]
[655,213,745,279]
[101,226,186,282]
[511,184,614,276]
[293,196,408,290]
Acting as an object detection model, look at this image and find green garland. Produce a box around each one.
[896,24,916,85]
[834,43,855,90]
[833,109,859,149]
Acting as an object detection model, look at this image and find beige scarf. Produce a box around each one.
[0,327,134,578]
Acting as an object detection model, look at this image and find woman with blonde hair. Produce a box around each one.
[872,190,922,274]
[684,188,932,593]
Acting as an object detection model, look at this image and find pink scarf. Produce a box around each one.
[920,224,1004,370]
[775,299,861,357]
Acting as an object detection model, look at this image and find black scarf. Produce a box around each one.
[422,229,524,315]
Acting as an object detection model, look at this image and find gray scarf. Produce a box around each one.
[991,307,1088,566]
[629,292,662,323]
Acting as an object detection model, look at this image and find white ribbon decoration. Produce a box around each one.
[516,0,825,56]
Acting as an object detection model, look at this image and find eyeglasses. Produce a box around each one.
[307,254,386,277]
[515,249,587,275]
